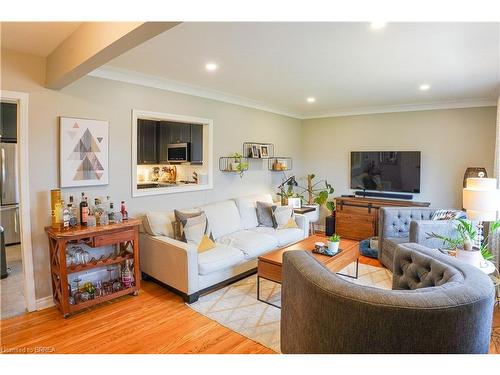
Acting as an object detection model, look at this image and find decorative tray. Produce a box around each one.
[312,247,343,257]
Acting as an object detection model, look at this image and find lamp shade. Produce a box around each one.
[463,178,500,221]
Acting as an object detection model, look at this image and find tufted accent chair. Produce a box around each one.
[280,243,495,354]
[378,207,460,270]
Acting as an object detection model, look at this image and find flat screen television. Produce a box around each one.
[350,151,421,193]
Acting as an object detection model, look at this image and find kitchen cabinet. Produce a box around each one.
[157,121,170,163]
[138,119,204,165]
[190,124,203,164]
[166,122,191,144]
[137,119,158,165]
[0,102,17,141]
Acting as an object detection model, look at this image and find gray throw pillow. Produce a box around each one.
[256,201,276,227]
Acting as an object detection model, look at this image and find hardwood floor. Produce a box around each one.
[0,280,274,354]
[1,252,498,354]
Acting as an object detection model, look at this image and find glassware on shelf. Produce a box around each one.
[87,215,96,227]
[95,281,104,298]
[114,212,123,224]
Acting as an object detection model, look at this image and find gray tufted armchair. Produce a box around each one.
[281,243,495,354]
[378,207,460,270]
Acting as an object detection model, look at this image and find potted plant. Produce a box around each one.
[427,218,499,268]
[328,234,341,253]
[326,200,336,216]
[229,152,248,178]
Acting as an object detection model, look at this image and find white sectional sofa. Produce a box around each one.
[139,193,309,302]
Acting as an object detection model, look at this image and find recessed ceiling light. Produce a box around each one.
[205,62,218,71]
[419,84,431,91]
[370,22,387,30]
[307,97,316,103]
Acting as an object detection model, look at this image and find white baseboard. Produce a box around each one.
[36,296,55,310]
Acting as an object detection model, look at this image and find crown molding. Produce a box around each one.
[301,98,498,119]
[88,66,497,120]
[88,66,302,119]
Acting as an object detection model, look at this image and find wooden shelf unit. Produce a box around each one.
[334,196,430,240]
[45,219,141,317]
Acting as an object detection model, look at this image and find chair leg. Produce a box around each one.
[310,222,315,235]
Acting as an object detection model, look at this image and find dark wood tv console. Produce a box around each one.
[334,196,431,240]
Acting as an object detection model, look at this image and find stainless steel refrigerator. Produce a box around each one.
[1,101,20,245]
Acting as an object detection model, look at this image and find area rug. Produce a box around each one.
[187,263,392,352]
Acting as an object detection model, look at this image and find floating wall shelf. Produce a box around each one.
[219,157,249,173]
[268,157,293,171]
[243,142,275,159]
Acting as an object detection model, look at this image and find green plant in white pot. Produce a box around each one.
[229,152,248,178]
[328,234,341,253]
[427,218,499,268]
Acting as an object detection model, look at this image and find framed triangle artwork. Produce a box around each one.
[59,116,109,187]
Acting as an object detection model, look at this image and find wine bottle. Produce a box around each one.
[80,192,89,226]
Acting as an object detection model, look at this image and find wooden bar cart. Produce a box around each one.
[45,218,141,318]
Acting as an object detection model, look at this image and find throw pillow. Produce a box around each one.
[256,201,276,227]
[431,209,466,221]
[271,205,296,229]
[179,213,215,253]
[174,209,202,240]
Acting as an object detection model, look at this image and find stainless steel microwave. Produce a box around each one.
[167,143,191,162]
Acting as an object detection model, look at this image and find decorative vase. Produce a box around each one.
[328,241,340,253]
[456,249,483,268]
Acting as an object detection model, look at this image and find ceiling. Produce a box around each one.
[104,22,500,118]
[1,22,81,57]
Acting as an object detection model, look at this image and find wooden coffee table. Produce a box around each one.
[257,235,360,308]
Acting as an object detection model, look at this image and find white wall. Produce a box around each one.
[1,48,303,299]
[302,107,497,221]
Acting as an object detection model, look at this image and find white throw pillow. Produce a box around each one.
[271,206,295,229]
[179,213,215,252]
[143,211,176,237]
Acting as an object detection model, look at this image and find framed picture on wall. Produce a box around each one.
[251,145,260,158]
[260,145,269,158]
[59,116,109,187]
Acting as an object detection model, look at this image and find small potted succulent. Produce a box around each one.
[328,234,341,253]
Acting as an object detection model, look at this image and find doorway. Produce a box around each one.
[0,90,36,318]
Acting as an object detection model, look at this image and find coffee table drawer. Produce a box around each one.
[258,260,282,283]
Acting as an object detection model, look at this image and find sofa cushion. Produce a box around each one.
[217,230,278,259]
[198,244,245,275]
[233,193,274,229]
[251,226,303,247]
[143,211,176,237]
[198,200,243,240]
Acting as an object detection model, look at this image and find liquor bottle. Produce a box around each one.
[80,192,89,226]
[121,259,134,288]
[94,198,102,225]
[68,196,78,227]
[54,198,63,229]
[50,189,62,229]
[120,201,128,221]
[108,202,115,224]
[62,201,70,230]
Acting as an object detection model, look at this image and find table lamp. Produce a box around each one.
[463,177,500,246]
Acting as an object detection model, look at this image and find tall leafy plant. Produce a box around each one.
[294,174,335,206]
[427,218,499,260]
